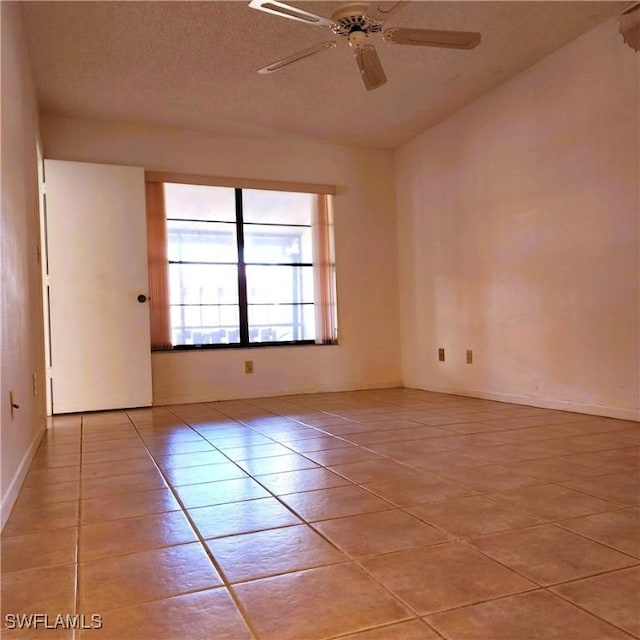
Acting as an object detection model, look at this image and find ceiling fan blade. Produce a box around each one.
[384,27,481,50]
[369,1,407,19]
[355,45,387,91]
[248,0,334,27]
[257,41,337,74]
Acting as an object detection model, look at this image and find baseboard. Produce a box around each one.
[1,425,45,531]
[153,379,404,406]
[154,381,638,420]
[405,383,639,421]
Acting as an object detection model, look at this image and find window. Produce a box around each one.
[145,176,337,350]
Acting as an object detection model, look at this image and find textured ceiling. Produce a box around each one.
[21,0,631,149]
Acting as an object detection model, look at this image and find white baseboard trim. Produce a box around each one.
[1,426,45,531]
[405,383,639,421]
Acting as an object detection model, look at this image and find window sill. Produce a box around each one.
[152,341,337,353]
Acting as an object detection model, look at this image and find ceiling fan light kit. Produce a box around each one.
[248,0,481,90]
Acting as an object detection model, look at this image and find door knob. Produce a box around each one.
[137,294,148,303]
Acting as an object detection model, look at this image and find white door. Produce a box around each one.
[44,160,152,413]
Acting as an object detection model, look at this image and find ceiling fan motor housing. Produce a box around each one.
[331,3,383,37]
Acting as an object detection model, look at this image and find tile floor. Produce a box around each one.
[1,388,639,639]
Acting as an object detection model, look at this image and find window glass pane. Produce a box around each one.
[169,264,239,305]
[248,304,315,342]
[243,225,312,263]
[246,265,314,304]
[170,305,240,346]
[164,183,236,222]
[242,189,314,226]
[301,304,316,340]
[167,220,237,262]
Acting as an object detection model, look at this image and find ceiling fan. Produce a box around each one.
[248,0,481,90]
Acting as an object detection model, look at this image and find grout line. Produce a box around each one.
[546,574,640,637]
[324,618,446,640]
[354,550,540,624]
[125,413,262,640]
[72,413,83,640]
[546,521,640,562]
[543,562,640,590]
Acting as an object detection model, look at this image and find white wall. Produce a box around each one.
[40,117,401,404]
[396,18,640,420]
[1,2,47,527]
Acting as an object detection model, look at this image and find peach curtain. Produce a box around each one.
[313,194,338,344]
[145,182,172,350]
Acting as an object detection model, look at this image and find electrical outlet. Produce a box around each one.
[466,350,473,364]
[244,360,254,374]
[438,348,445,362]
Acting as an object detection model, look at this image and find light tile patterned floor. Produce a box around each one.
[1,388,639,639]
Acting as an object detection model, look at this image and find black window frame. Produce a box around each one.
[167,186,317,350]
